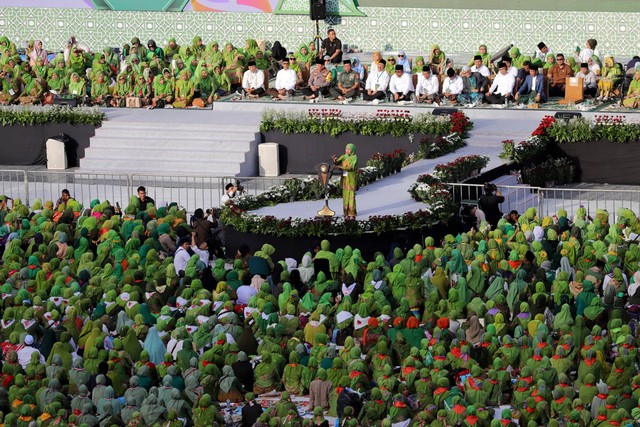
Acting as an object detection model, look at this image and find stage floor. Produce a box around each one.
[251,117,528,220]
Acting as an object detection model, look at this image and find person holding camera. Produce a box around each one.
[478,183,505,228]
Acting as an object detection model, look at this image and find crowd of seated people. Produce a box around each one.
[3,187,640,426]
[0,32,639,108]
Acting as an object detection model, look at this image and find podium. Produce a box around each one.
[316,163,335,217]
[558,77,584,105]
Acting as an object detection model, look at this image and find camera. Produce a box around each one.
[484,182,497,194]
[235,179,245,195]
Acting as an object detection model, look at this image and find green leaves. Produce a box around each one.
[0,105,105,127]
[259,109,472,138]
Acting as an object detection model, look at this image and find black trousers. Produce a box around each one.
[362,90,386,101]
[302,86,329,97]
[486,93,511,104]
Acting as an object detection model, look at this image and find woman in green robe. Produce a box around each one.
[110,73,131,107]
[196,67,216,103]
[213,65,231,95]
[173,69,194,108]
[46,69,66,95]
[152,70,174,106]
[282,351,304,394]
[90,72,110,106]
[223,43,245,86]
[467,44,491,67]
[332,143,358,218]
[430,45,446,74]
[253,352,280,394]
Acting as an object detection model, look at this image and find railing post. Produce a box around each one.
[23,171,29,207]
[537,188,543,217]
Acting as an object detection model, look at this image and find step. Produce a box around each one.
[492,174,520,187]
[94,128,258,141]
[100,120,259,132]
[88,136,254,151]
[82,146,249,162]
[79,158,242,176]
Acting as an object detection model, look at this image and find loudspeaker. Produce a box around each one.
[554,111,582,122]
[53,96,78,107]
[310,0,326,20]
[433,108,458,116]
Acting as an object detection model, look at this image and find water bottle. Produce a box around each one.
[335,419,340,427]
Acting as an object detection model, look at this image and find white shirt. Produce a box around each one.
[471,64,490,77]
[389,72,414,94]
[236,285,258,306]
[579,48,594,64]
[18,345,44,368]
[220,191,235,204]
[365,69,390,92]
[191,245,209,266]
[242,69,265,89]
[507,66,518,78]
[275,68,297,91]
[490,72,516,96]
[416,73,440,95]
[534,47,552,63]
[589,63,601,75]
[443,76,463,95]
[173,246,191,274]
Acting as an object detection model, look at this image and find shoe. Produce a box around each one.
[308,98,316,104]
[372,99,379,105]
[341,99,349,105]
[596,95,603,101]
[603,96,609,101]
[272,97,279,101]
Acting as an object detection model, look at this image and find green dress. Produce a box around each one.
[335,143,358,217]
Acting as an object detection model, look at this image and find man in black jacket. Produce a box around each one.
[478,183,505,227]
[241,393,263,427]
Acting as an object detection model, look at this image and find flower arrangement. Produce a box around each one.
[531,115,556,138]
[522,157,576,187]
[499,136,546,164]
[260,109,473,138]
[221,199,450,238]
[537,114,640,144]
[432,155,489,182]
[407,174,457,223]
[418,132,465,160]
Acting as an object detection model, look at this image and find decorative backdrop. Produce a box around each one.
[0,6,639,57]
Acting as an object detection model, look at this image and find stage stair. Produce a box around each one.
[79,120,259,176]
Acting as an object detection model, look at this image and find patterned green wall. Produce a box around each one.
[0,6,638,57]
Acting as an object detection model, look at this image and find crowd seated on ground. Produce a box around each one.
[1,33,639,108]
[3,186,640,426]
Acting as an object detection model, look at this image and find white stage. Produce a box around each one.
[252,117,536,219]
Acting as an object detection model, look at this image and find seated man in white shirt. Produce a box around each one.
[470,55,490,78]
[416,65,440,104]
[362,59,389,103]
[241,60,265,99]
[388,64,415,102]
[575,62,597,97]
[268,57,297,100]
[442,67,463,103]
[486,61,516,104]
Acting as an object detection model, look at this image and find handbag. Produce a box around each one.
[126,97,141,108]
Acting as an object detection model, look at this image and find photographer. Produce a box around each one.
[478,183,505,228]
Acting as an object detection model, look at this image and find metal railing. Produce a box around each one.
[447,182,640,218]
[0,170,289,213]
